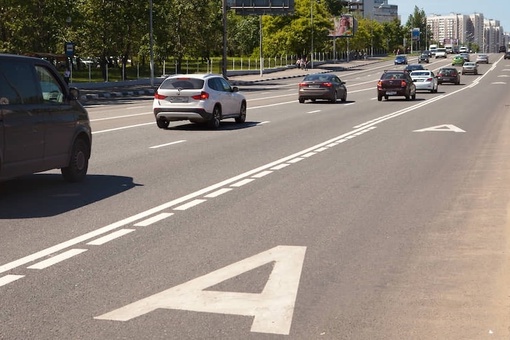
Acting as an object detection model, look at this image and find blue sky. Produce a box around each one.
[391,0,509,33]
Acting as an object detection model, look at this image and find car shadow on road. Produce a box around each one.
[167,121,261,131]
[0,174,141,219]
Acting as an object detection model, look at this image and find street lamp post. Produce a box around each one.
[310,0,314,69]
[149,0,154,87]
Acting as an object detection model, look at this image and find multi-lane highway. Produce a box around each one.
[2,54,510,339]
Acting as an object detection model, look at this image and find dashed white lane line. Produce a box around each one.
[288,157,304,163]
[231,178,256,187]
[0,275,24,287]
[271,163,291,170]
[150,140,186,149]
[134,213,175,227]
[252,170,273,178]
[93,122,154,134]
[174,199,207,211]
[27,249,88,270]
[204,188,233,198]
[87,229,136,246]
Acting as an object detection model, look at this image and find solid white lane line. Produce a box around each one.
[87,229,136,246]
[0,275,24,287]
[91,112,151,122]
[150,140,186,149]
[134,213,174,227]
[27,249,88,270]
[174,199,207,211]
[93,122,154,134]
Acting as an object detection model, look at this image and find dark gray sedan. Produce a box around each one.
[298,74,347,103]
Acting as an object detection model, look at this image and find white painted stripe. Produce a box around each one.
[204,188,233,198]
[308,110,321,114]
[288,158,304,163]
[326,143,338,147]
[301,152,316,158]
[337,139,348,143]
[252,170,272,178]
[174,199,207,211]
[231,178,256,187]
[93,122,154,134]
[257,121,270,125]
[134,213,174,227]
[27,249,88,270]
[271,163,291,170]
[90,112,151,122]
[314,147,328,152]
[150,140,186,149]
[0,275,24,287]
[87,229,136,246]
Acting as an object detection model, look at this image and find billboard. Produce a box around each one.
[329,15,356,38]
[412,28,420,41]
[229,0,294,15]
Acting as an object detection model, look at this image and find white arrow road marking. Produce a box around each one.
[413,124,466,133]
[95,245,307,335]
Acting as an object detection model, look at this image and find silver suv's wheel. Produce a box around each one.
[235,102,246,123]
[209,106,221,129]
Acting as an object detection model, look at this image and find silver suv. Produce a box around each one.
[0,54,92,182]
[153,74,247,129]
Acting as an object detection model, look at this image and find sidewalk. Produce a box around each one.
[76,58,383,101]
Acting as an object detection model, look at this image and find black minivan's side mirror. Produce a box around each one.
[69,87,80,100]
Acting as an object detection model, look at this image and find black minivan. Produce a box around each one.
[0,54,91,182]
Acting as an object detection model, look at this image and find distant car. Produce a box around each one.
[394,55,408,65]
[505,52,510,60]
[499,46,507,53]
[459,53,470,62]
[459,46,469,53]
[422,50,432,57]
[462,61,478,75]
[435,48,447,58]
[376,70,416,101]
[404,64,425,72]
[153,73,247,129]
[451,55,465,66]
[410,70,438,93]
[418,53,430,63]
[437,67,460,85]
[475,54,489,64]
[298,73,347,103]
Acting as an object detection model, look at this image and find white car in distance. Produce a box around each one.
[435,48,447,58]
[410,70,439,93]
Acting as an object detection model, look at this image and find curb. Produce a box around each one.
[78,59,382,101]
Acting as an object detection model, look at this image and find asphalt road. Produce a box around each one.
[1,54,510,339]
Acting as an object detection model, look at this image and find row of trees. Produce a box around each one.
[0,1,433,77]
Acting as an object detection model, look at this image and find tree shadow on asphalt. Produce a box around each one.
[0,174,142,219]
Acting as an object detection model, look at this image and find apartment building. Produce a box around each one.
[427,12,506,53]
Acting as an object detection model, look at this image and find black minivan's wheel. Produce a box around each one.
[235,102,246,123]
[157,119,169,129]
[61,138,90,182]
[208,106,221,129]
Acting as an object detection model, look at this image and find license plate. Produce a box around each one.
[386,91,397,95]
[309,85,320,88]
[169,96,188,103]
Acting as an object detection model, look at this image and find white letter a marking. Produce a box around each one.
[95,245,307,335]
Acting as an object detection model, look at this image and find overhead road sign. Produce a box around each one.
[229,0,294,15]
